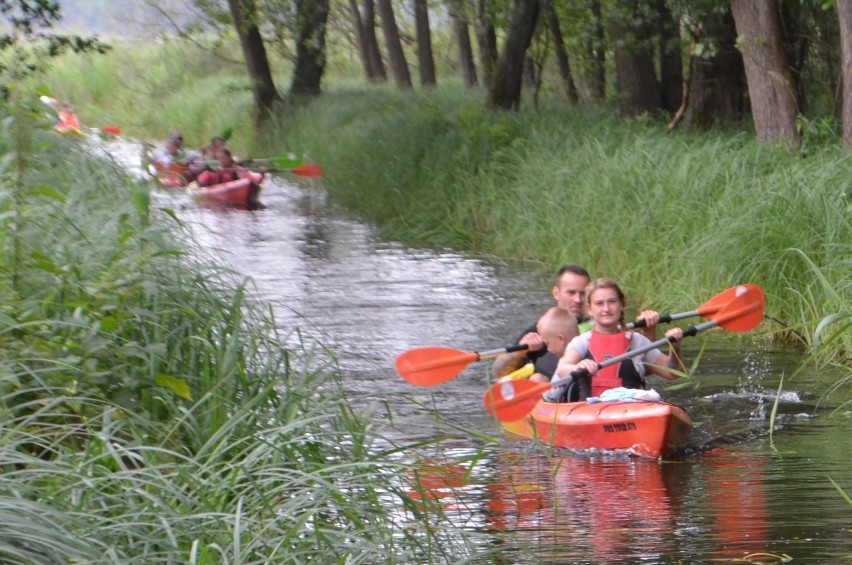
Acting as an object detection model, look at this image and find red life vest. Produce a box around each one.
[586,330,644,397]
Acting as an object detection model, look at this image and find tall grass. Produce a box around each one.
[271,90,850,366]
[0,99,481,562]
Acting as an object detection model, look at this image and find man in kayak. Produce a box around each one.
[547,277,683,402]
[491,264,592,381]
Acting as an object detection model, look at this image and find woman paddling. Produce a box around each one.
[549,277,684,402]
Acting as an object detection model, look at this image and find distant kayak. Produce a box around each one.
[193,171,264,208]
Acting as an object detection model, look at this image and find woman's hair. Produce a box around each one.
[585,277,626,326]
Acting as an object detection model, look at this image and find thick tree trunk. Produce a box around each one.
[290,0,329,97]
[730,0,800,146]
[658,0,682,115]
[227,0,280,130]
[544,1,578,104]
[486,0,540,110]
[608,2,660,116]
[839,0,852,147]
[681,8,745,129]
[362,0,388,82]
[414,0,437,86]
[376,0,412,89]
[475,0,499,87]
[448,0,478,87]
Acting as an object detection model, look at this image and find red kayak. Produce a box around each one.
[503,399,692,459]
[194,171,264,208]
[153,163,190,188]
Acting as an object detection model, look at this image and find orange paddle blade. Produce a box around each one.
[100,125,122,136]
[713,284,765,331]
[483,379,550,422]
[396,346,478,386]
[292,163,324,178]
[698,283,763,318]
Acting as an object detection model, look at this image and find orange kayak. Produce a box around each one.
[503,399,692,459]
[194,171,263,207]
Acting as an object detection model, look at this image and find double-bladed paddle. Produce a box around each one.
[396,344,531,387]
[395,284,754,387]
[483,284,765,422]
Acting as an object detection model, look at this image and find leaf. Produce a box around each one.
[155,373,193,401]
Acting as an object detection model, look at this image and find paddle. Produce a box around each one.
[281,163,323,178]
[625,284,756,329]
[396,344,531,386]
[483,284,765,422]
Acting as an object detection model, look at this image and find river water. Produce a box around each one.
[110,140,850,564]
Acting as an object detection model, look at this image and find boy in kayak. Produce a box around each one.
[526,306,580,384]
[490,264,592,380]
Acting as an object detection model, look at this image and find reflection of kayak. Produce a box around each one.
[503,398,692,458]
[194,171,263,207]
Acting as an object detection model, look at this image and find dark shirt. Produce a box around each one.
[514,322,560,378]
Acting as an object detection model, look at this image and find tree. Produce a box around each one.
[544,0,578,103]
[414,0,437,86]
[675,5,745,130]
[657,0,682,115]
[839,0,852,147]
[348,0,387,82]
[290,0,330,97]
[227,0,281,129]
[448,0,478,87]
[486,0,540,110]
[730,0,800,146]
[475,0,499,87]
[608,1,660,116]
[376,0,412,89]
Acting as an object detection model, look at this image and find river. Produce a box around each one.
[112,139,850,563]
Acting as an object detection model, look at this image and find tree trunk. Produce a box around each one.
[475,0,499,87]
[589,0,605,100]
[451,5,478,87]
[290,0,330,97]
[681,7,745,129]
[363,0,388,82]
[839,0,852,147]
[486,0,540,110]
[608,1,660,116]
[730,0,800,146]
[544,1,578,103]
[414,0,437,86]
[227,0,280,130]
[376,0,412,89]
[658,0,682,115]
[349,0,379,82]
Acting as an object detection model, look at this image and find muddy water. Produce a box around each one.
[111,138,850,563]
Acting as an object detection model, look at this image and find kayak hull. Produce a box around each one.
[195,172,263,207]
[504,399,692,459]
[154,163,190,188]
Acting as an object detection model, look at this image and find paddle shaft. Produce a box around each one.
[627,310,699,329]
[411,344,529,373]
